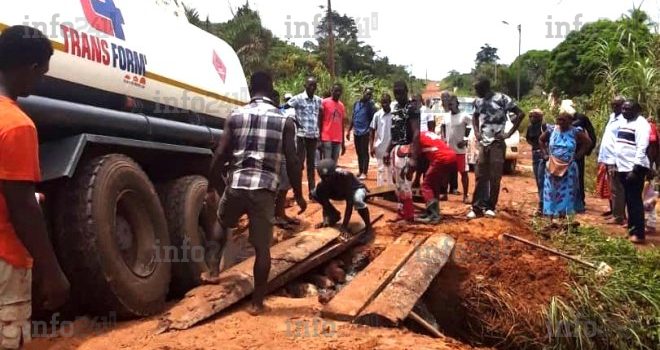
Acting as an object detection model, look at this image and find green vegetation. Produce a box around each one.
[183,3,425,108]
[541,225,660,350]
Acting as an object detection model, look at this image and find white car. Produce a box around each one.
[461,97,520,174]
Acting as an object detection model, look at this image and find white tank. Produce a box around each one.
[0,0,250,121]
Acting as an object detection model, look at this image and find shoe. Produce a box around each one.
[485,210,496,218]
[467,211,478,219]
[439,194,448,201]
[629,236,646,244]
[358,174,367,180]
[450,189,460,195]
[601,211,613,217]
[606,218,624,225]
[416,199,441,224]
[463,196,471,204]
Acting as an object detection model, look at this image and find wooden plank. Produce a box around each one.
[155,228,340,333]
[266,214,384,295]
[358,233,455,326]
[365,184,396,198]
[321,233,422,321]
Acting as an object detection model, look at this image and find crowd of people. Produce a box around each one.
[1,24,658,350]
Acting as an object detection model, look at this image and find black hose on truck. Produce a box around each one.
[18,95,223,149]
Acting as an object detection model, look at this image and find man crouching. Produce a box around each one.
[312,159,372,240]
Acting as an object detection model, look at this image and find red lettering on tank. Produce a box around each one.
[60,25,71,53]
[101,40,110,66]
[80,32,91,60]
[90,36,102,63]
[70,28,81,57]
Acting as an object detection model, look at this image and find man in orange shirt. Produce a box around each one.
[0,25,70,349]
[320,83,346,162]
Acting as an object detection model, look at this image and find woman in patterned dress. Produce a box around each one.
[539,112,592,220]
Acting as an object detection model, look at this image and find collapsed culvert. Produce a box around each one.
[419,223,572,350]
[275,243,384,302]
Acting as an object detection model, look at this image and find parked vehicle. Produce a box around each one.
[1,0,249,318]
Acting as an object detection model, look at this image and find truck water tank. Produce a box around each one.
[0,0,249,125]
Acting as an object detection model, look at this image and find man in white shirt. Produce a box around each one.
[615,100,650,244]
[598,96,626,224]
[370,93,393,186]
[441,95,472,203]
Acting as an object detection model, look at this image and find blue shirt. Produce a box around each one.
[352,100,376,136]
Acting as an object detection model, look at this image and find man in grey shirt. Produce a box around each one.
[468,78,525,219]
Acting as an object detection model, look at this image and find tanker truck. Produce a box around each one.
[0,0,250,318]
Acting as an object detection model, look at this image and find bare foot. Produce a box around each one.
[246,303,271,316]
[200,272,222,284]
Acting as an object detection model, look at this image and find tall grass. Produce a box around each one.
[539,226,660,350]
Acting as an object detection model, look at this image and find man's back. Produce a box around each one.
[420,131,455,163]
[227,98,287,192]
[0,96,41,269]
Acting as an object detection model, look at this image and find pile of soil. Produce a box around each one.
[424,209,571,349]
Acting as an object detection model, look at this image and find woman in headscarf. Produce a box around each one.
[539,111,592,221]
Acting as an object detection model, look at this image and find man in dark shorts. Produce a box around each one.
[312,159,372,239]
[204,71,307,315]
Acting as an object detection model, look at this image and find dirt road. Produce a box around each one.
[27,116,656,350]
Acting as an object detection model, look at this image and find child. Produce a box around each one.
[311,159,371,239]
[643,177,657,235]
[369,93,393,187]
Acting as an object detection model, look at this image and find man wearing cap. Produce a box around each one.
[311,159,372,239]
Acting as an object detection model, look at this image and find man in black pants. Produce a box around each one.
[284,77,323,196]
[615,100,650,244]
[347,88,376,180]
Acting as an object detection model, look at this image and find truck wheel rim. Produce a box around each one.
[114,190,158,278]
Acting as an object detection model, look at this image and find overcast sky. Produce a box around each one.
[180,0,660,80]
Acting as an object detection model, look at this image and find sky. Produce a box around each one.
[180,0,660,81]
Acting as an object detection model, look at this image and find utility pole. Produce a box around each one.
[517,24,521,101]
[327,0,335,81]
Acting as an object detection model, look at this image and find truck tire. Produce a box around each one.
[160,176,213,297]
[57,154,171,318]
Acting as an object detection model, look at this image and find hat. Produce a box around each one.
[317,159,336,177]
[560,99,576,116]
[284,93,293,100]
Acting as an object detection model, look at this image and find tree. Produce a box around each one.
[475,44,500,65]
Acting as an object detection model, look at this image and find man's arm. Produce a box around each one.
[208,116,234,194]
[427,115,436,135]
[539,130,550,159]
[3,181,69,308]
[346,102,356,139]
[584,116,597,155]
[575,130,593,160]
[633,120,651,174]
[283,118,306,212]
[472,111,481,141]
[505,106,526,138]
[317,101,324,139]
[408,111,421,172]
[341,177,355,230]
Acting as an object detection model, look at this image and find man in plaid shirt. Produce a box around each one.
[204,71,307,315]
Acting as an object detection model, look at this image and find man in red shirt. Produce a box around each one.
[320,83,346,162]
[417,131,457,223]
[0,26,70,349]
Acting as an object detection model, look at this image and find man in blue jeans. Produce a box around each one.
[347,88,376,180]
[526,109,547,214]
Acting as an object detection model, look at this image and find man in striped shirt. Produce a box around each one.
[615,100,650,244]
[205,71,307,314]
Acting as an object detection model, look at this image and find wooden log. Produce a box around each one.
[155,228,340,333]
[358,233,455,326]
[321,233,422,321]
[265,214,384,295]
